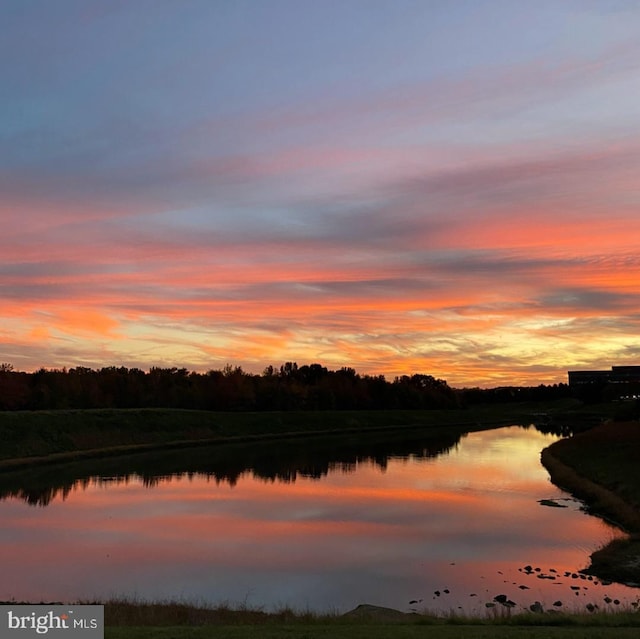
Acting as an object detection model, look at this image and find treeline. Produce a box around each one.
[0,362,576,412]
[0,362,461,411]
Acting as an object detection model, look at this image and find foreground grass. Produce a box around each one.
[100,599,640,639]
[102,611,640,639]
[105,626,640,639]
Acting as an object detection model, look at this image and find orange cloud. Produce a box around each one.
[52,309,121,337]
[27,326,51,341]
[4,134,640,386]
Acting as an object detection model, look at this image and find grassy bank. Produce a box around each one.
[105,629,640,639]
[99,599,640,639]
[3,598,636,639]
[541,420,640,584]
[0,407,474,469]
[0,399,613,471]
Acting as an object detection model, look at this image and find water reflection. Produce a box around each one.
[0,425,637,613]
[0,426,466,506]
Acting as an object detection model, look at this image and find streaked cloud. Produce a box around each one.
[2,1,639,385]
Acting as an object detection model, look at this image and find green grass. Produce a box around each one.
[99,598,640,639]
[103,627,640,639]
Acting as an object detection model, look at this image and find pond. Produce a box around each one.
[0,424,637,614]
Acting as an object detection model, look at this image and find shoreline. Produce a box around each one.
[0,416,505,474]
[1,403,581,472]
[540,421,640,586]
[540,447,640,535]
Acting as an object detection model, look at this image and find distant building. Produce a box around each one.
[568,366,640,397]
[611,365,640,381]
[568,365,640,388]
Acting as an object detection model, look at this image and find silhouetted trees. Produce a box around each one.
[0,361,581,412]
[0,362,460,412]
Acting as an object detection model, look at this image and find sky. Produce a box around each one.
[2,0,640,387]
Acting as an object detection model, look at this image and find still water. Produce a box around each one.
[0,425,637,614]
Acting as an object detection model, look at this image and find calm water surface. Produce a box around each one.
[0,425,637,614]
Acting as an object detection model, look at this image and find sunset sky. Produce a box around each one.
[2,1,640,387]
